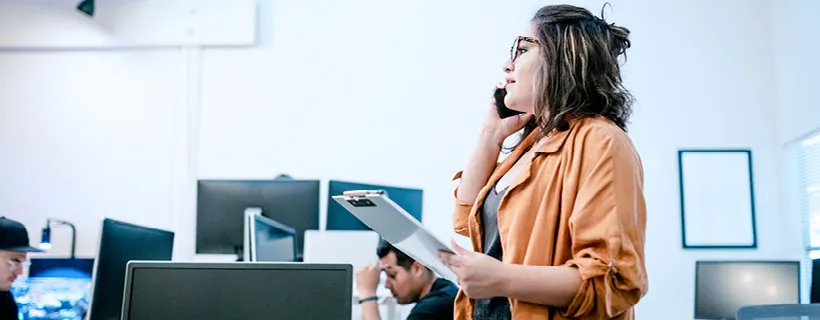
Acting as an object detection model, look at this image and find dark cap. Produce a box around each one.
[0,217,43,252]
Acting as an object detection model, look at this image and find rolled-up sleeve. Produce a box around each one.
[558,129,648,319]
[451,171,472,236]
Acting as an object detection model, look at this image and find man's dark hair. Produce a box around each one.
[376,238,416,270]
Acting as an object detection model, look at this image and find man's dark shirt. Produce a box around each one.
[0,291,18,320]
[407,278,459,320]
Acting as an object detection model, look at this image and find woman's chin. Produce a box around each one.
[505,103,530,114]
[504,97,530,114]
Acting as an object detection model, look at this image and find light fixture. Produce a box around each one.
[39,226,52,250]
[40,219,77,259]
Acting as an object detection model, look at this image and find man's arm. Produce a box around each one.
[360,298,382,320]
[356,263,383,320]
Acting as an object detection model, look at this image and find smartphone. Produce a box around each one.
[494,88,525,118]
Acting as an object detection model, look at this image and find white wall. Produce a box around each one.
[0,0,808,319]
[770,0,820,302]
[771,0,820,146]
[0,49,187,258]
[195,0,542,250]
[593,0,798,317]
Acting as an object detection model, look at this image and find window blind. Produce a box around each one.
[799,132,820,252]
[798,131,820,303]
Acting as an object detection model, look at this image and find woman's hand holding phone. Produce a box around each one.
[457,83,531,205]
[482,82,532,147]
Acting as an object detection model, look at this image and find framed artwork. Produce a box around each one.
[678,149,757,249]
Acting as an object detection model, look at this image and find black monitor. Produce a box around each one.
[248,213,297,262]
[812,258,820,303]
[87,218,174,320]
[29,258,95,279]
[694,260,800,320]
[196,179,320,260]
[120,262,353,320]
[327,180,423,231]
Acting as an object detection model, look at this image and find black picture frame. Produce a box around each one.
[678,149,757,249]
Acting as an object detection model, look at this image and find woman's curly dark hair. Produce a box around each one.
[510,3,634,150]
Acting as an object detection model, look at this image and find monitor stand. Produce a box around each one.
[235,246,244,262]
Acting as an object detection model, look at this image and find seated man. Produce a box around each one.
[0,217,43,319]
[356,239,458,320]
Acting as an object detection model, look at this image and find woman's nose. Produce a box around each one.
[502,58,514,73]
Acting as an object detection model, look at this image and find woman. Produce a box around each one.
[437,4,648,320]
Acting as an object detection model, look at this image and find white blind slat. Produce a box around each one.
[799,131,820,303]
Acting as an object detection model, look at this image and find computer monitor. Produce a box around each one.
[694,260,800,320]
[12,277,92,319]
[811,258,820,303]
[327,180,423,231]
[247,212,297,262]
[196,179,320,259]
[86,218,174,320]
[28,258,95,279]
[120,262,353,320]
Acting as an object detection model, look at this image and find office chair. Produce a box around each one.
[737,304,820,319]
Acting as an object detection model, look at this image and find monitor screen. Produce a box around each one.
[29,258,95,279]
[251,214,297,262]
[121,263,353,320]
[695,261,800,320]
[196,180,320,259]
[327,180,423,231]
[812,258,820,303]
[12,278,92,320]
[87,218,174,320]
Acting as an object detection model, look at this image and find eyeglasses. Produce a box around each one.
[510,36,540,62]
[7,259,30,271]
